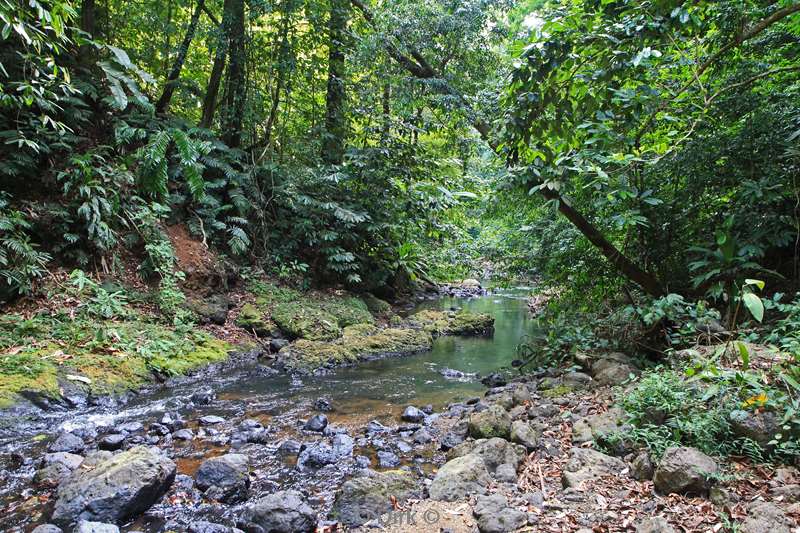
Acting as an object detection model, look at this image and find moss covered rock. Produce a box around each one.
[235,304,273,336]
[468,404,512,439]
[361,293,391,315]
[272,302,342,341]
[332,469,420,527]
[277,327,432,373]
[408,310,494,336]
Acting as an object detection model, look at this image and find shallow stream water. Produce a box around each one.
[0,286,538,531]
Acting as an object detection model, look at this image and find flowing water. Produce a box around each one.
[0,286,537,530]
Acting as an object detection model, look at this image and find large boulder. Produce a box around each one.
[449,438,525,475]
[468,405,512,439]
[729,410,780,450]
[331,469,420,527]
[653,447,718,495]
[239,490,316,533]
[739,501,794,533]
[473,493,527,533]
[591,353,637,386]
[571,408,628,444]
[48,432,85,454]
[51,446,176,527]
[561,447,626,489]
[429,454,492,501]
[195,453,250,503]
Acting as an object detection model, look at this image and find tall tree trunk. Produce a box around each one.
[221,0,246,147]
[200,0,233,129]
[321,0,349,164]
[263,7,292,151]
[350,0,665,297]
[156,0,205,114]
[79,0,96,63]
[381,82,390,141]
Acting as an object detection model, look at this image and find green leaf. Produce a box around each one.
[742,293,764,322]
[744,279,765,290]
[736,342,749,370]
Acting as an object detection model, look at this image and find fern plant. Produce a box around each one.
[0,194,51,297]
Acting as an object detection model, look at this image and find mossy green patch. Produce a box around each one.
[361,293,391,315]
[235,303,274,335]
[407,310,494,336]
[0,312,232,408]
[272,301,342,340]
[279,327,432,372]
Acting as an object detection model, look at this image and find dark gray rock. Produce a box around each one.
[297,442,336,470]
[473,494,526,533]
[631,451,654,481]
[653,447,718,495]
[481,373,507,388]
[51,446,176,526]
[303,414,328,432]
[313,398,334,412]
[269,338,290,353]
[365,420,389,434]
[332,433,354,458]
[195,454,250,503]
[278,439,301,456]
[49,432,85,454]
[35,462,73,486]
[187,294,230,325]
[173,429,195,441]
[494,463,518,483]
[160,412,185,431]
[199,415,225,426]
[190,389,215,405]
[377,450,400,468]
[239,490,316,533]
[413,428,432,444]
[561,447,626,489]
[117,421,144,434]
[510,420,538,451]
[729,410,780,450]
[98,434,126,451]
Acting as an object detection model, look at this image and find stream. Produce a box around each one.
[0,286,537,531]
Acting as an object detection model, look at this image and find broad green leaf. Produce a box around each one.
[742,293,764,322]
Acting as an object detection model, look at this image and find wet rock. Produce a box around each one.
[149,423,170,436]
[561,447,626,489]
[51,446,176,526]
[510,420,538,451]
[232,420,269,445]
[366,420,390,434]
[99,434,126,451]
[332,433,354,458]
[190,389,215,405]
[377,450,400,468]
[413,428,432,444]
[401,405,425,423]
[297,442,337,470]
[270,338,290,353]
[739,501,793,533]
[313,397,334,412]
[75,522,120,533]
[429,454,491,501]
[631,451,654,481]
[729,410,780,450]
[469,404,512,439]
[173,429,195,441]
[199,415,225,426]
[635,517,675,533]
[196,453,250,503]
[481,373,507,388]
[653,447,718,495]
[160,412,185,431]
[117,421,144,434]
[440,424,468,451]
[277,439,301,456]
[473,493,526,533]
[331,469,420,527]
[174,474,194,491]
[239,490,316,533]
[31,525,63,533]
[49,432,85,454]
[303,414,328,432]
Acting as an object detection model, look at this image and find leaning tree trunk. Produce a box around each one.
[156,0,205,113]
[221,0,246,147]
[350,0,665,297]
[200,0,234,129]
[321,0,349,165]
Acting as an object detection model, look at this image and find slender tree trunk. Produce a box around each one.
[200,0,233,129]
[79,0,96,62]
[350,0,665,297]
[321,0,349,164]
[221,0,246,147]
[156,0,205,114]
[381,82,390,141]
[263,8,292,150]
